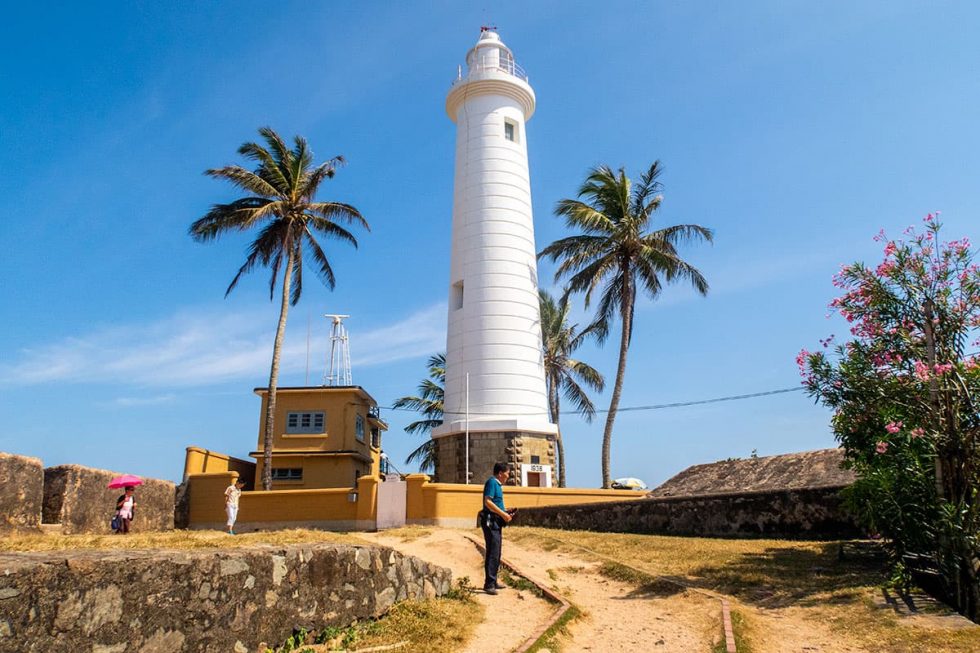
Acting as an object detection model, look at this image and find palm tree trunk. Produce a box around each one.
[548,378,565,487]
[601,284,633,488]
[262,248,295,491]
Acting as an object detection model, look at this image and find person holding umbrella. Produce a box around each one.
[108,474,142,534]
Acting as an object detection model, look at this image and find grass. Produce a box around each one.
[509,527,980,653]
[711,609,751,653]
[524,604,581,653]
[0,529,363,552]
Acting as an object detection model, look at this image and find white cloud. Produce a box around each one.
[0,303,446,388]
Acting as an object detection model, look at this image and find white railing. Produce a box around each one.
[452,58,529,86]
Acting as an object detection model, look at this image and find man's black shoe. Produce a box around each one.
[484,587,498,595]
[494,583,505,589]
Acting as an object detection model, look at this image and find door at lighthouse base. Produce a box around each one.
[521,464,552,488]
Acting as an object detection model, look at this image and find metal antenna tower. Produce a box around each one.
[323,314,352,386]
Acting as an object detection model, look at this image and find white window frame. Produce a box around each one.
[286,411,325,435]
[271,467,303,481]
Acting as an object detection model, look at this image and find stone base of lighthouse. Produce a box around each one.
[432,431,556,487]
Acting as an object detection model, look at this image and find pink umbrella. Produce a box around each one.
[107,474,143,489]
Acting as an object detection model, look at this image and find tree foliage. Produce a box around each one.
[539,290,604,487]
[190,127,367,490]
[392,353,445,473]
[800,215,980,621]
[539,162,712,487]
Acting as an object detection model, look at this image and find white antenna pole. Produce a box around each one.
[305,312,311,385]
[465,372,470,484]
[322,314,352,386]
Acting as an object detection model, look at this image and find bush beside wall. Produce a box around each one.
[0,452,43,533]
[42,464,175,534]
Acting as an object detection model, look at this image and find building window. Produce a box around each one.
[371,427,381,449]
[271,468,302,481]
[452,281,464,310]
[286,411,325,434]
[530,455,540,464]
[355,414,365,442]
[504,119,517,142]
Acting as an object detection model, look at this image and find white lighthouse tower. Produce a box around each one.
[432,28,557,487]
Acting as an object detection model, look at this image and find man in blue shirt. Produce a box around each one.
[481,462,513,594]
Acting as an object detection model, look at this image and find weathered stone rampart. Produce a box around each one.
[516,487,861,539]
[42,464,175,534]
[0,543,451,652]
[0,452,43,533]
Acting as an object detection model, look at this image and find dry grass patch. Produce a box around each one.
[366,525,434,543]
[266,584,482,653]
[509,528,980,653]
[0,528,364,552]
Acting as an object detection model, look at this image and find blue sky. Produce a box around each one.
[2,1,978,487]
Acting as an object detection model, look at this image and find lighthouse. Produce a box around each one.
[431,28,558,487]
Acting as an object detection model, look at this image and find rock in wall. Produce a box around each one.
[0,543,451,652]
[43,464,175,534]
[516,487,861,539]
[0,452,43,533]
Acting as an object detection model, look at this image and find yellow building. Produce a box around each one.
[250,386,387,490]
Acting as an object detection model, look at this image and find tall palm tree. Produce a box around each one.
[540,290,604,487]
[392,353,445,473]
[539,162,712,488]
[190,127,368,490]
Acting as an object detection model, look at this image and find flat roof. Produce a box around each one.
[252,385,378,404]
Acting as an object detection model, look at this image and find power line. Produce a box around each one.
[381,385,806,416]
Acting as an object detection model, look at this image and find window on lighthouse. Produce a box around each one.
[453,281,464,310]
[504,119,517,142]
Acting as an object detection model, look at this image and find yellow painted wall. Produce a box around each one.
[405,474,645,527]
[183,447,256,484]
[186,473,378,531]
[257,454,373,491]
[187,470,640,531]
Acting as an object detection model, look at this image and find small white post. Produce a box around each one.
[465,372,470,484]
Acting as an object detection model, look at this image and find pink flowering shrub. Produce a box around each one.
[799,216,980,621]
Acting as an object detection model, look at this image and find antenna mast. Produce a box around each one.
[323,314,352,386]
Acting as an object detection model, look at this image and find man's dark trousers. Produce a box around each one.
[482,520,502,590]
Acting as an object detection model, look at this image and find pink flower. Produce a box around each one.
[910,428,925,439]
[884,242,897,256]
[914,361,931,381]
[933,362,954,376]
[885,421,903,434]
[876,441,889,454]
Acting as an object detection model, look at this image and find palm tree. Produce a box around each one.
[539,290,604,487]
[190,127,368,490]
[392,353,445,474]
[539,162,712,488]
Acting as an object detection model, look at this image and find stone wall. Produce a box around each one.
[0,543,451,652]
[434,431,555,484]
[0,452,43,533]
[515,487,861,539]
[42,465,175,534]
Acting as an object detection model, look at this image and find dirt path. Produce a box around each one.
[361,528,717,652]
[360,529,554,653]
[501,540,717,652]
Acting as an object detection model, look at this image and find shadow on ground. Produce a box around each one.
[687,541,887,608]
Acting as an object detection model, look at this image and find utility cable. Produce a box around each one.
[380,385,806,416]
